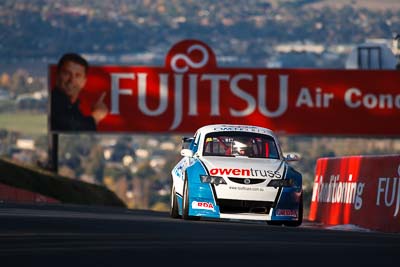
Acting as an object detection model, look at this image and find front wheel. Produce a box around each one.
[169,185,180,219]
[182,177,199,220]
[284,194,303,227]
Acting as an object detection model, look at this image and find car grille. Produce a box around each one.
[227,177,266,184]
[217,199,273,214]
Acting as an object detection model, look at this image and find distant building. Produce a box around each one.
[274,42,325,54]
[345,39,397,69]
[160,141,176,151]
[266,58,282,68]
[16,138,35,150]
[0,88,10,100]
[392,33,400,69]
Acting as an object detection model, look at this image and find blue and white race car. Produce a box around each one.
[170,124,303,226]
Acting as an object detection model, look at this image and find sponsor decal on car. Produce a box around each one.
[228,186,265,192]
[209,168,281,178]
[212,126,271,135]
[276,209,298,217]
[192,201,215,211]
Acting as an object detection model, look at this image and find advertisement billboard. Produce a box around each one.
[49,39,400,135]
[309,155,400,233]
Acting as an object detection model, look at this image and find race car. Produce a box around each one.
[170,124,303,226]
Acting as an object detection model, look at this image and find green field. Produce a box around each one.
[0,112,47,136]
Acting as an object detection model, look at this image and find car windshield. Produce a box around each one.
[202,132,279,159]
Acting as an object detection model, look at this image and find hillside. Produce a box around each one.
[0,157,126,207]
[307,0,400,11]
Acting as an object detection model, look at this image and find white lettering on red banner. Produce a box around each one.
[311,174,365,210]
[49,39,400,135]
[376,164,400,217]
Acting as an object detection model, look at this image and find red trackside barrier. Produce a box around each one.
[309,155,400,233]
[0,183,60,204]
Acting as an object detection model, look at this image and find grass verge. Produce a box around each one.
[0,112,47,136]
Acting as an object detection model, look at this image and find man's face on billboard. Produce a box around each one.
[56,61,87,102]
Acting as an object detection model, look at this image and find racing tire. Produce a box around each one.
[284,194,303,227]
[169,185,180,219]
[182,177,199,220]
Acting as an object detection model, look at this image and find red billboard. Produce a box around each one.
[309,155,400,233]
[49,39,400,135]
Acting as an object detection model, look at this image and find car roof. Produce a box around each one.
[195,124,276,137]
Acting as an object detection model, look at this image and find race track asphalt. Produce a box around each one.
[0,203,398,267]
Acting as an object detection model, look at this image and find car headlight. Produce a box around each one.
[200,175,227,185]
[267,178,294,188]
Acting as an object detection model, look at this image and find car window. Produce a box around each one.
[203,132,279,159]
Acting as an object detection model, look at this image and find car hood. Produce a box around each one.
[200,156,285,179]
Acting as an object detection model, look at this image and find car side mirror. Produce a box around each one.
[181,149,194,158]
[284,153,300,162]
[181,137,194,149]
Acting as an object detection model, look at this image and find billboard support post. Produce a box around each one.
[47,133,58,173]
